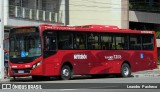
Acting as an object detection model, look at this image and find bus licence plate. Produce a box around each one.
[18,70,24,73]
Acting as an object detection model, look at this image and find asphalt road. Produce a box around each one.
[6,75,160,83]
[0,76,160,92]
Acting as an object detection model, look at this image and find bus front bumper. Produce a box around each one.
[9,64,43,77]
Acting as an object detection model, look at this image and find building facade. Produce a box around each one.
[129,0,160,58]
[69,0,129,29]
[3,0,68,50]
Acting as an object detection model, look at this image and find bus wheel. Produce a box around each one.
[60,65,72,80]
[121,63,131,78]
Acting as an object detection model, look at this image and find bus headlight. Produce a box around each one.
[32,61,41,69]
[37,62,41,66]
[32,65,36,69]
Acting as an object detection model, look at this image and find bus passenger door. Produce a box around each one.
[43,31,57,58]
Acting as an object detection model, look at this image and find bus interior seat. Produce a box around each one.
[79,44,85,49]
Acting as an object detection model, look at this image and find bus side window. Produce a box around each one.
[73,33,86,50]
[87,33,100,50]
[142,34,154,50]
[58,32,73,50]
[115,36,125,50]
[100,34,113,50]
[130,35,142,50]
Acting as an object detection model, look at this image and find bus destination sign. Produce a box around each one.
[15,28,36,34]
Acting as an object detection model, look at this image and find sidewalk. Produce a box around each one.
[0,78,10,82]
[132,65,160,78]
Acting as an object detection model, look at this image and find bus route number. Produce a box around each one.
[114,55,122,59]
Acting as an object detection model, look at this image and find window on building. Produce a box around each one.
[42,0,46,10]
[129,0,136,3]
[9,0,16,6]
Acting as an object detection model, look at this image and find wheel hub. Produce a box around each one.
[63,69,69,77]
[123,67,129,76]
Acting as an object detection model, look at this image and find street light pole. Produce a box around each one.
[0,0,4,79]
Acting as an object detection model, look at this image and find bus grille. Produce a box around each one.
[12,68,31,74]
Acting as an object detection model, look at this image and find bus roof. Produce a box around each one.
[40,24,155,34]
[13,24,155,35]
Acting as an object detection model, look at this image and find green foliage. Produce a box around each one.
[158,56,160,64]
[156,32,160,38]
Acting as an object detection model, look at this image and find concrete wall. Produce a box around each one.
[3,0,8,26]
[121,0,129,29]
[129,11,160,24]
[69,0,128,29]
[6,19,54,27]
[157,39,160,47]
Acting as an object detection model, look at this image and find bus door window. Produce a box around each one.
[43,31,57,58]
[44,36,57,51]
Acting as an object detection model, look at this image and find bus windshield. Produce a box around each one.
[9,27,41,63]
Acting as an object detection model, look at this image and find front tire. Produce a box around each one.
[121,63,131,77]
[60,65,72,80]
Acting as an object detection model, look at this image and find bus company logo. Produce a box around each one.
[74,54,87,60]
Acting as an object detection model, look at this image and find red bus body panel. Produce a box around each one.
[9,24,158,77]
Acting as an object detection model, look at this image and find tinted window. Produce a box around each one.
[115,35,129,50]
[101,34,114,50]
[129,35,142,50]
[142,34,154,50]
[87,33,101,49]
[43,31,57,58]
[73,33,86,49]
[58,32,73,49]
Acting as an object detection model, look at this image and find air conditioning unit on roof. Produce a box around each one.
[81,24,119,30]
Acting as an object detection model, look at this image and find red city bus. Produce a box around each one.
[8,24,158,80]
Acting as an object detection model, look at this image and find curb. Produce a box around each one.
[133,68,160,78]
[0,79,10,82]
[133,74,160,78]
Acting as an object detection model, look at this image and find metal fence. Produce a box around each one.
[9,5,63,23]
